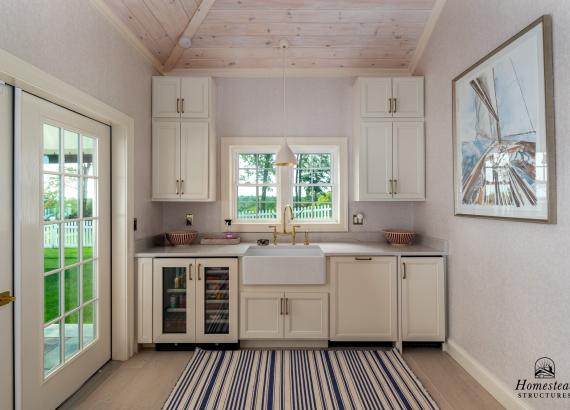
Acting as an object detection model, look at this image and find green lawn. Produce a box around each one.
[44,247,94,323]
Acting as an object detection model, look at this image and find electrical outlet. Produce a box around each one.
[186,213,193,226]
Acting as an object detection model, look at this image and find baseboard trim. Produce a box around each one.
[445,340,531,410]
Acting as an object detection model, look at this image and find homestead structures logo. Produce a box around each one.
[515,357,570,401]
[535,357,555,379]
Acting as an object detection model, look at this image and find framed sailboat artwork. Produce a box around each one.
[452,15,555,223]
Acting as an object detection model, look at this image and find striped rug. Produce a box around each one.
[163,349,439,410]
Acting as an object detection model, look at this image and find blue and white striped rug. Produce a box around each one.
[163,349,439,409]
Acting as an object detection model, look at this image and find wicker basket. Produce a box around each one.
[382,229,416,246]
[166,230,198,246]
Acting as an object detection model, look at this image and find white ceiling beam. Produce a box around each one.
[162,0,217,72]
[408,0,447,74]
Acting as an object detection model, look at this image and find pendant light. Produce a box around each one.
[275,40,297,167]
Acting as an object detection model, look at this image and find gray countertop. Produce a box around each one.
[135,241,447,258]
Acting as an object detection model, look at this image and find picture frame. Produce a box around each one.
[452,15,555,223]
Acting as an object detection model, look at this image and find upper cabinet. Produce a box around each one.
[152,77,216,201]
[359,77,424,118]
[152,77,210,118]
[354,76,425,202]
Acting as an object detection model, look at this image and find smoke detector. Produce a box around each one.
[178,35,192,49]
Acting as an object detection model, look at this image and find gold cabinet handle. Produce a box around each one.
[393,179,398,194]
[189,264,193,281]
[176,179,180,195]
[388,98,393,113]
[197,264,202,280]
[393,98,397,113]
[0,291,15,307]
[402,262,407,279]
[280,298,284,315]
[389,179,393,195]
[181,98,185,113]
[355,257,372,261]
[284,298,289,315]
[176,98,180,114]
[180,179,185,195]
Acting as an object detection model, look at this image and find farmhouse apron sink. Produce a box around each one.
[242,245,325,285]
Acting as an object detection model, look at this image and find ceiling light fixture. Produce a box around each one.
[178,35,192,49]
[275,39,297,167]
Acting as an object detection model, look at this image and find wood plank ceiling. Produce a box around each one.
[102,0,436,72]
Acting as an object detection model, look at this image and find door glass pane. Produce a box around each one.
[83,302,96,346]
[64,176,79,219]
[43,174,60,221]
[44,321,61,377]
[83,178,96,218]
[44,272,60,323]
[82,136,97,176]
[82,261,95,302]
[83,219,95,260]
[162,267,187,334]
[44,224,60,273]
[63,130,79,174]
[43,124,60,172]
[204,266,230,335]
[64,267,79,313]
[63,221,79,266]
[64,311,80,360]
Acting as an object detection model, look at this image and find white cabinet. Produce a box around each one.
[359,77,424,118]
[330,257,397,341]
[240,292,328,340]
[355,120,424,201]
[401,257,446,342]
[152,258,238,344]
[152,77,210,118]
[152,77,215,201]
[240,292,283,339]
[354,76,425,202]
[284,293,328,339]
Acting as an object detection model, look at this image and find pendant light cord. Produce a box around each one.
[282,43,286,140]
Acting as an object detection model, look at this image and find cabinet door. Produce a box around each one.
[284,293,328,339]
[180,77,210,118]
[152,119,181,200]
[401,258,445,342]
[357,121,393,200]
[393,121,425,200]
[360,78,392,117]
[331,257,397,341]
[240,292,284,339]
[195,259,238,343]
[392,77,424,118]
[137,258,153,343]
[180,121,209,200]
[152,77,181,118]
[153,259,196,343]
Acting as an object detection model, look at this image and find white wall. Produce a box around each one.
[414,1,570,408]
[0,0,161,241]
[162,77,413,238]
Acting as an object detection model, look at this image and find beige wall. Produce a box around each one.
[414,1,570,407]
[161,77,414,237]
[0,0,161,240]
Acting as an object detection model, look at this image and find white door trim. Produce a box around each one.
[0,47,135,405]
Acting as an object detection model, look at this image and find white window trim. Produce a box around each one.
[221,137,348,232]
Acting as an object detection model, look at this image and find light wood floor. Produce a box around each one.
[60,347,503,410]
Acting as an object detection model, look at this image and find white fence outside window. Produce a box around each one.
[44,220,93,248]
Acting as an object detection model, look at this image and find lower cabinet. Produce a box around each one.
[151,258,238,344]
[401,257,445,342]
[330,257,398,341]
[240,292,328,340]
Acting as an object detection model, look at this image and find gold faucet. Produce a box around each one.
[269,204,301,245]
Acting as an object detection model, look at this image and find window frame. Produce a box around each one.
[221,137,348,232]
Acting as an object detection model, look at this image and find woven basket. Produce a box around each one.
[382,229,416,246]
[166,230,198,246]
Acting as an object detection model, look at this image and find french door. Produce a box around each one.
[0,83,14,409]
[18,92,111,409]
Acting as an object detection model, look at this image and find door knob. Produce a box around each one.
[0,291,16,307]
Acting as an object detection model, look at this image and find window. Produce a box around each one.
[223,138,347,232]
[42,123,99,378]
